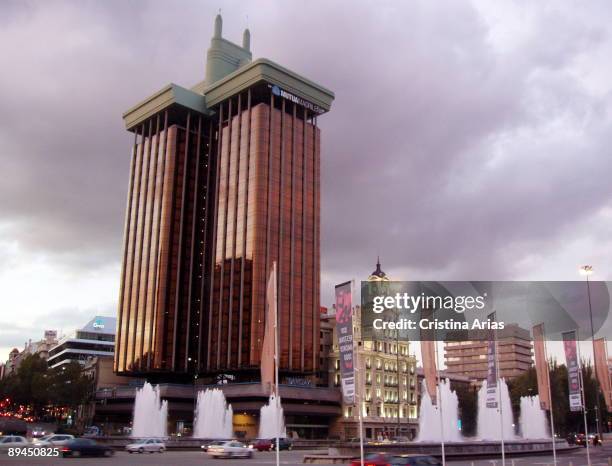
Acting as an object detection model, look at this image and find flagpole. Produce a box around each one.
[541,326,557,466]
[433,339,446,466]
[353,279,364,466]
[273,262,280,466]
[576,332,591,466]
[494,318,506,466]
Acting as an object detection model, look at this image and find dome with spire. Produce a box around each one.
[368,257,389,282]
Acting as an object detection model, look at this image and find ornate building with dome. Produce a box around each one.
[367,257,390,282]
[325,258,419,440]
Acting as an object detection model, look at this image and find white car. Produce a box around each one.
[207,440,253,458]
[0,436,29,449]
[32,434,74,447]
[125,438,166,453]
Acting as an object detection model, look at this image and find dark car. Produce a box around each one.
[351,453,441,466]
[271,438,292,451]
[248,438,292,451]
[0,418,27,436]
[61,438,114,458]
[575,434,587,446]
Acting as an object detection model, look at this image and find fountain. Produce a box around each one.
[476,379,515,440]
[132,382,168,437]
[258,394,286,438]
[330,377,572,460]
[519,395,549,439]
[416,379,462,442]
[193,388,234,438]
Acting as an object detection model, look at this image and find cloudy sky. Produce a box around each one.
[1,0,611,362]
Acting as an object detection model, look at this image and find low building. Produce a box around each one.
[77,357,139,433]
[3,330,58,375]
[444,324,533,382]
[92,382,341,439]
[47,316,116,369]
[5,348,20,375]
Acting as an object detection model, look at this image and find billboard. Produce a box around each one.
[486,312,498,408]
[335,281,355,405]
[562,331,583,412]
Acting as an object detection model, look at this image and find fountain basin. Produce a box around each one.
[329,439,578,459]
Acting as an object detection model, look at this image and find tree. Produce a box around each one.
[455,383,478,436]
[506,359,609,436]
[48,362,90,409]
[12,354,49,417]
[0,356,92,423]
[507,366,538,428]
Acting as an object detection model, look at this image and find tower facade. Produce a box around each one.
[114,16,334,380]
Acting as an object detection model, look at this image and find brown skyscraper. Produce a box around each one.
[115,15,334,381]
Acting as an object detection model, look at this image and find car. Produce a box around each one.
[84,426,101,437]
[588,434,603,446]
[575,433,587,446]
[201,439,231,452]
[248,437,292,451]
[32,434,75,447]
[125,438,166,453]
[30,426,48,438]
[351,453,442,466]
[207,440,253,458]
[249,438,273,451]
[61,438,114,458]
[271,437,292,451]
[0,435,29,449]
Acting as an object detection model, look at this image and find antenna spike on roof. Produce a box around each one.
[214,11,222,38]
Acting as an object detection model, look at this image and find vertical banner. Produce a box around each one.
[260,263,277,394]
[532,324,551,410]
[335,281,355,405]
[593,338,612,410]
[420,308,438,405]
[562,331,583,412]
[486,312,498,408]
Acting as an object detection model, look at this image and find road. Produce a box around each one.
[446,445,612,466]
[1,445,610,466]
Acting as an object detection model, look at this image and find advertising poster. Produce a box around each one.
[486,312,498,408]
[562,331,583,412]
[335,281,355,405]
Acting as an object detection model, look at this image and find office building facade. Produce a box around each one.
[48,316,116,369]
[115,15,334,380]
[444,324,533,381]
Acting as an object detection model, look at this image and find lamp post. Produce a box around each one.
[579,265,601,440]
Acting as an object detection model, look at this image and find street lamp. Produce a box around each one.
[579,265,601,439]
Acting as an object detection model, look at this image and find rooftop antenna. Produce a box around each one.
[242,14,251,51]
